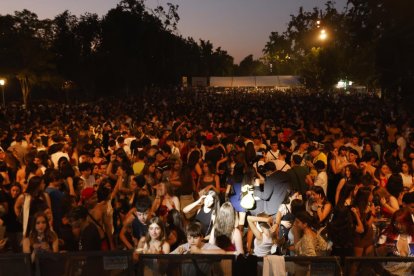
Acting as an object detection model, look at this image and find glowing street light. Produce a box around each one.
[319,29,327,41]
[0,79,5,108]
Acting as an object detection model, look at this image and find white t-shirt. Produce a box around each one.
[51,151,70,168]
[400,173,413,189]
[81,175,96,188]
[171,241,221,254]
[314,171,328,195]
[273,160,291,172]
[345,143,362,158]
[150,138,159,146]
[265,150,279,162]
[253,234,274,257]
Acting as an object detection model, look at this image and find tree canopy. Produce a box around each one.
[262,0,414,100]
[0,0,412,104]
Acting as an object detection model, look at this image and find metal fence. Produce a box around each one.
[0,253,32,276]
[1,252,413,276]
[344,256,414,276]
[35,251,134,276]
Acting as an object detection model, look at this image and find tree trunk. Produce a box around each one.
[17,74,31,107]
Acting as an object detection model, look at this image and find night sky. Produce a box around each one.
[2,0,348,63]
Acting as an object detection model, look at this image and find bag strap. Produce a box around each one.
[87,212,111,247]
[285,204,291,214]
[87,212,104,230]
[279,162,287,171]
[268,150,277,160]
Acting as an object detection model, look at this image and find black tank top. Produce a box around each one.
[195,207,213,236]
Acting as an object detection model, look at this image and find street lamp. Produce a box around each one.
[319,29,327,41]
[0,79,5,108]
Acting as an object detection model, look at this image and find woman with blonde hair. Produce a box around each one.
[208,202,244,254]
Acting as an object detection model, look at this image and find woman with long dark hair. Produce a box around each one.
[226,162,246,231]
[165,209,186,251]
[337,181,357,208]
[400,161,413,190]
[183,190,220,237]
[327,146,348,205]
[58,157,76,197]
[335,164,359,205]
[274,190,302,240]
[3,183,23,252]
[353,187,375,257]
[197,161,220,194]
[307,186,332,227]
[22,212,58,261]
[187,150,202,186]
[14,176,52,237]
[327,206,363,259]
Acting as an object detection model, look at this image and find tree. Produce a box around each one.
[346,0,414,103]
[263,32,294,75]
[236,55,267,76]
[211,47,234,76]
[0,0,237,100]
[0,10,59,106]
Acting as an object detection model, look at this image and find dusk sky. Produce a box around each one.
[2,0,348,63]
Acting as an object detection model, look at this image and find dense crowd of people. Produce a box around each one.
[0,89,413,274]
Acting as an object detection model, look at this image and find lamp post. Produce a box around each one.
[319,29,327,41]
[0,79,5,108]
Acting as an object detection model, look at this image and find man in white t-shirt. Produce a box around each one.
[265,138,279,163]
[51,143,70,168]
[272,149,291,172]
[345,135,362,158]
[313,160,328,195]
[79,162,96,188]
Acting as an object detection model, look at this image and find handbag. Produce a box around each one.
[240,185,255,210]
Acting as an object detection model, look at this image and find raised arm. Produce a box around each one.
[183,195,205,214]
[247,215,270,240]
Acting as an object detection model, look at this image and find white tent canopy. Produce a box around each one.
[209,75,301,88]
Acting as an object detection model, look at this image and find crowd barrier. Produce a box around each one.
[35,251,134,276]
[1,251,413,275]
[137,254,234,276]
[0,253,32,276]
[344,256,414,276]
